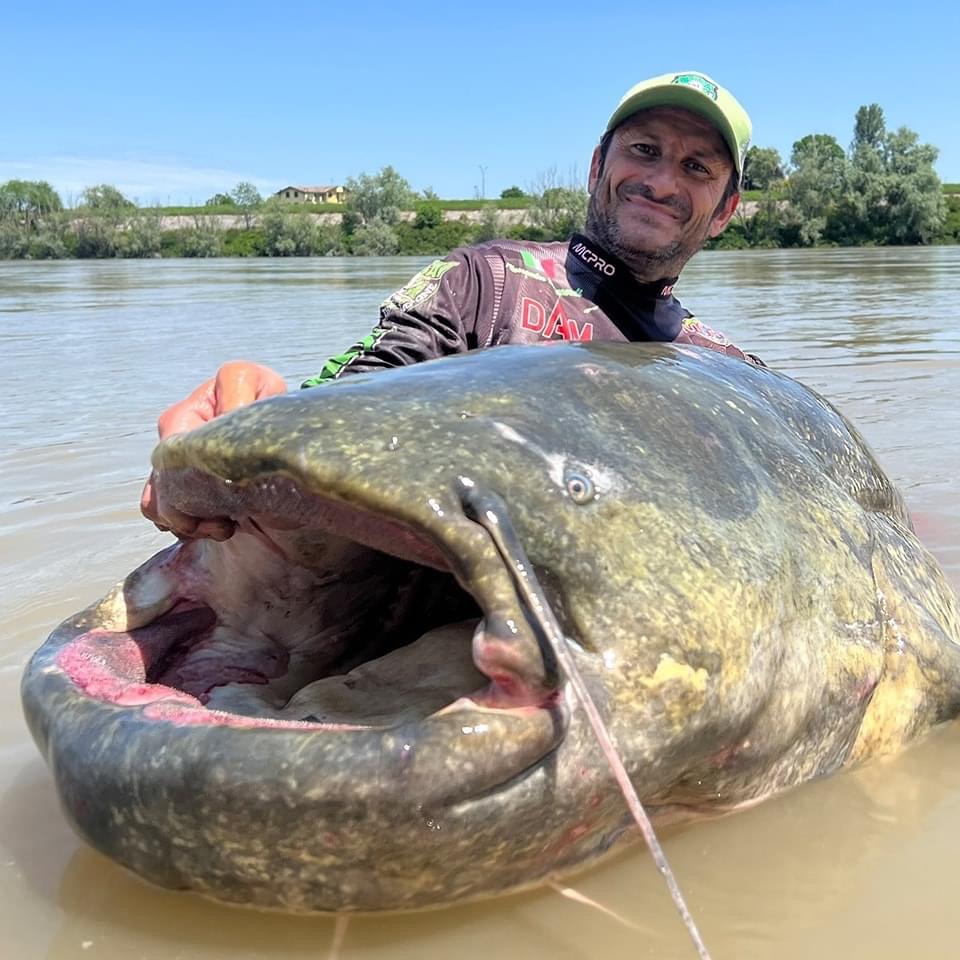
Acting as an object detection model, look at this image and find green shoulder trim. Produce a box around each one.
[301,327,388,388]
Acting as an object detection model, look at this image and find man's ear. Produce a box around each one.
[588,145,603,193]
[709,192,740,238]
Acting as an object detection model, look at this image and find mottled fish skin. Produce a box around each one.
[21,342,960,913]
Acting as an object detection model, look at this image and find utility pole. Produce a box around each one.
[478,165,488,199]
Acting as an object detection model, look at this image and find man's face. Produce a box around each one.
[586,107,739,280]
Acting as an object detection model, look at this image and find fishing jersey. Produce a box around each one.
[302,233,758,386]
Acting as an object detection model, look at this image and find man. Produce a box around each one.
[144,70,756,539]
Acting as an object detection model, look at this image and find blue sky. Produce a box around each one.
[4,0,958,204]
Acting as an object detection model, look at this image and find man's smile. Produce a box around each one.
[618,189,687,225]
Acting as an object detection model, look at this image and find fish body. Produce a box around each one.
[21,342,960,912]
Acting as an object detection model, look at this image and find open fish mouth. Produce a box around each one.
[40,463,570,801]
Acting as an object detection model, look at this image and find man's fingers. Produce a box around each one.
[157,378,218,439]
[156,362,288,441]
[144,362,286,541]
[214,361,262,414]
[214,361,288,414]
[140,475,236,541]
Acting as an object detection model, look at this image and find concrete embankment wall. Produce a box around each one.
[157,209,536,230]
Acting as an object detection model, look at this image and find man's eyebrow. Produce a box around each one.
[617,127,655,142]
[688,146,728,161]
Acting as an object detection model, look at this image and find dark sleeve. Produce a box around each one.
[301,249,488,387]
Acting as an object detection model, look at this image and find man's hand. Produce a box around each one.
[141,361,288,539]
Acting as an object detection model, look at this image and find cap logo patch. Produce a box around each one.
[671,73,718,101]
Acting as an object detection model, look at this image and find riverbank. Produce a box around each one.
[2,190,958,260]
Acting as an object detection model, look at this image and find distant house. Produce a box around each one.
[274,185,348,205]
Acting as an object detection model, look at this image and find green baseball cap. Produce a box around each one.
[604,71,752,179]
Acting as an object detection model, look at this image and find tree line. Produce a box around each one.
[1,103,957,260]
[713,103,957,248]
[0,168,586,259]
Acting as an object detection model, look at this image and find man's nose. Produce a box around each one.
[642,161,680,200]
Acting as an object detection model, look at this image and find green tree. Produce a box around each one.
[528,169,589,240]
[396,217,475,255]
[350,216,400,255]
[257,198,341,256]
[81,184,136,213]
[474,204,503,242]
[839,105,888,242]
[116,210,162,258]
[500,186,526,199]
[937,196,960,243]
[0,221,29,257]
[836,163,883,245]
[25,221,69,259]
[783,134,848,246]
[344,166,415,226]
[231,182,262,229]
[790,134,845,169]
[858,125,944,244]
[413,200,443,230]
[852,104,886,152]
[883,128,945,242]
[0,180,63,227]
[231,182,262,206]
[340,208,362,236]
[0,180,67,260]
[205,193,236,207]
[73,218,119,258]
[742,193,787,248]
[180,215,224,257]
[741,147,784,191]
[828,106,944,245]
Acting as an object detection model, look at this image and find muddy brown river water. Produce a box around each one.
[2,247,959,959]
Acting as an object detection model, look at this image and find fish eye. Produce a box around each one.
[565,472,596,504]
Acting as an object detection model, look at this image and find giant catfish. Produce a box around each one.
[20,342,960,912]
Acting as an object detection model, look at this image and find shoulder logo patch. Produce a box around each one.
[384,259,459,310]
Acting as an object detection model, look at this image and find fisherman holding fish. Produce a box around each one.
[33,71,960,949]
[143,71,758,539]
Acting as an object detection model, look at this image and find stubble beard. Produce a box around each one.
[584,189,705,283]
